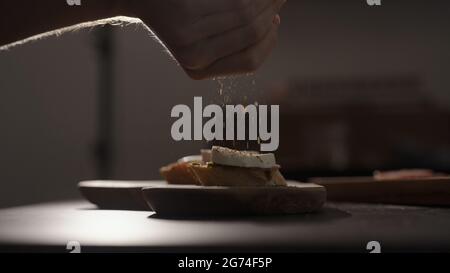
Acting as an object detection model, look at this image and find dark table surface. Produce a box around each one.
[1,200,450,252]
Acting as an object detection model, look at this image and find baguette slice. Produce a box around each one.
[160,162,200,185]
[189,163,286,187]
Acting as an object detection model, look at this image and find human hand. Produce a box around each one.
[126,0,286,79]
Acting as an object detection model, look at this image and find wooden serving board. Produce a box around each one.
[79,180,326,215]
[78,181,166,211]
[310,176,450,206]
[142,181,326,217]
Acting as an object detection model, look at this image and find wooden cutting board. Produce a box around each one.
[78,180,166,211]
[310,176,450,206]
[79,180,326,216]
[142,181,326,217]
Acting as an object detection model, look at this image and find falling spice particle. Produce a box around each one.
[213,74,262,151]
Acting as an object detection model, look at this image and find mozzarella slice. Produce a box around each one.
[211,146,276,169]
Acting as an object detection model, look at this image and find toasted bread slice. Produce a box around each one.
[160,162,200,185]
[189,163,287,187]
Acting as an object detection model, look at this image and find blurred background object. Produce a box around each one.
[1,0,450,207]
[267,76,450,180]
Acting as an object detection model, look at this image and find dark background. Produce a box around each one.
[1,1,449,207]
